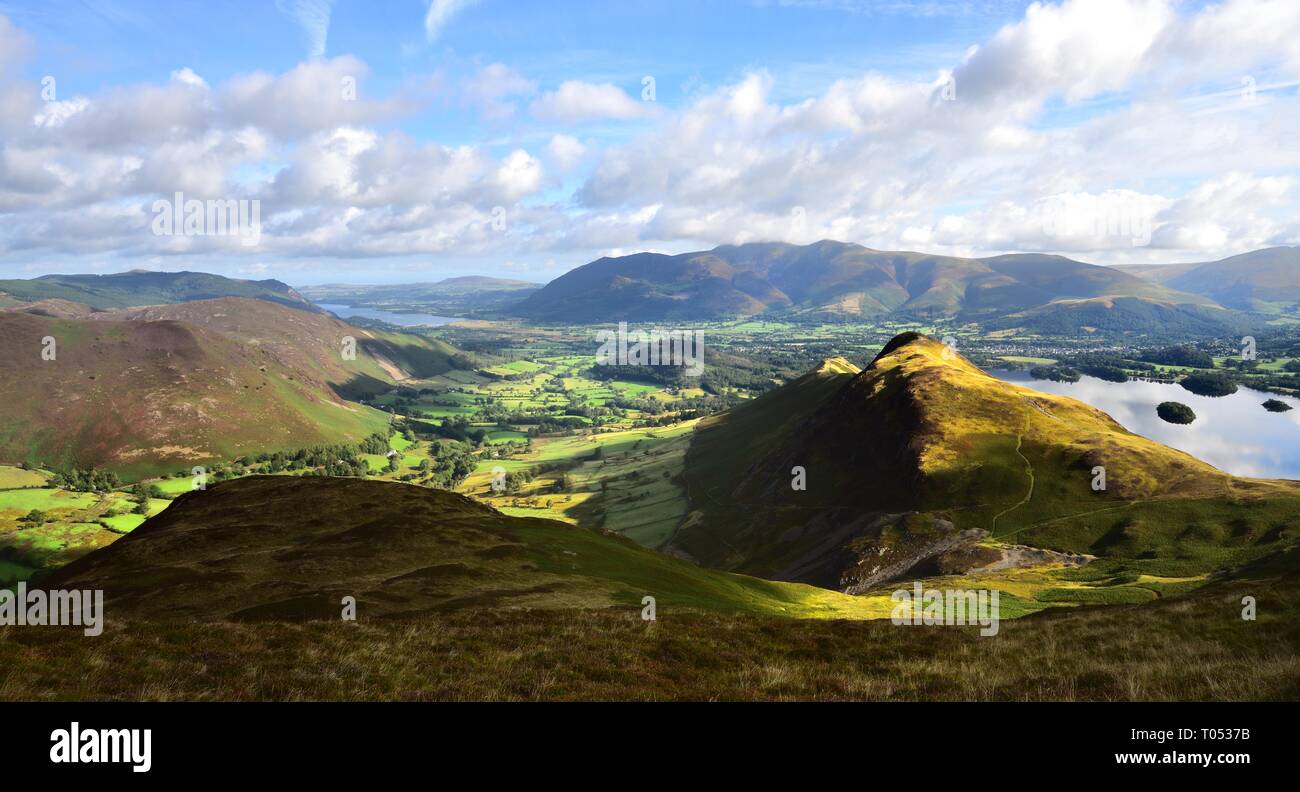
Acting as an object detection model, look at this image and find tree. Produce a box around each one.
[1156,401,1196,425]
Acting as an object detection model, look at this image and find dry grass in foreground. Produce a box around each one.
[2,575,1298,701]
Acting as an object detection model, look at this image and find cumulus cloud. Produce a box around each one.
[463,63,536,119]
[530,81,648,122]
[546,134,586,171]
[568,0,1300,264]
[1,1,1299,270]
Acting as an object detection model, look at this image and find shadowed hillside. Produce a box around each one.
[43,476,895,621]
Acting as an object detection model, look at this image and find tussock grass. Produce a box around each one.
[2,577,1295,701]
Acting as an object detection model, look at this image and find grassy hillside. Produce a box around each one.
[1158,247,1300,313]
[0,270,315,311]
[0,298,462,477]
[97,297,463,398]
[989,296,1242,337]
[6,558,1298,700]
[513,240,1213,324]
[43,475,894,621]
[679,332,1300,589]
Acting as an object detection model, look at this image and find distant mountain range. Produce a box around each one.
[509,240,1226,327]
[5,241,1298,333]
[0,270,315,312]
[0,297,463,477]
[677,333,1300,591]
[1117,246,1300,314]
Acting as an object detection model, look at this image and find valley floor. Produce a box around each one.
[3,575,1296,701]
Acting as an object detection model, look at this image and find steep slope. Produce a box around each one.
[43,476,889,621]
[678,333,1300,589]
[1120,246,1300,313]
[0,298,464,477]
[512,240,1212,323]
[94,297,463,398]
[0,270,315,312]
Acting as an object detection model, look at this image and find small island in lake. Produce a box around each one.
[1157,401,1197,424]
[1179,371,1238,397]
[1078,364,1128,383]
[1029,365,1081,383]
[1263,399,1294,413]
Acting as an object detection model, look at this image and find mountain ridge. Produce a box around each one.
[677,332,1300,590]
[0,270,316,312]
[511,240,1214,323]
[1116,246,1300,313]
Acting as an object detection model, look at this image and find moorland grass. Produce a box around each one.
[2,575,1295,701]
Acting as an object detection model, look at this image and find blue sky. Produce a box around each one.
[0,0,1296,286]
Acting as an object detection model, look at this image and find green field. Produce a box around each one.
[0,466,48,488]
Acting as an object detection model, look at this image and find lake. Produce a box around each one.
[995,370,1300,480]
[316,303,462,328]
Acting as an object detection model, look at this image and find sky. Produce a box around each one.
[0,0,1297,286]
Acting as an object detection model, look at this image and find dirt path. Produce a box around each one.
[990,431,1035,534]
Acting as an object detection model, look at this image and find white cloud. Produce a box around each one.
[463,63,535,119]
[2,2,1300,270]
[954,0,1174,108]
[277,0,335,58]
[546,134,586,171]
[425,0,479,42]
[530,81,648,122]
[170,67,209,89]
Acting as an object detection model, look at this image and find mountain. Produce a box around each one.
[676,332,1300,590]
[1117,246,1300,313]
[0,297,464,477]
[511,240,1211,323]
[989,295,1242,336]
[0,270,316,312]
[300,276,542,317]
[42,475,885,621]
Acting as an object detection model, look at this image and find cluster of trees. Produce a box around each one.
[244,439,376,477]
[411,440,477,488]
[1179,370,1238,397]
[1156,401,1197,424]
[1029,365,1081,383]
[50,468,121,492]
[525,417,590,436]
[1060,353,1155,383]
[1139,345,1215,368]
[414,415,489,444]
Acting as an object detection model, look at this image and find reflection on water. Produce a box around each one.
[994,370,1300,480]
[316,303,461,328]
